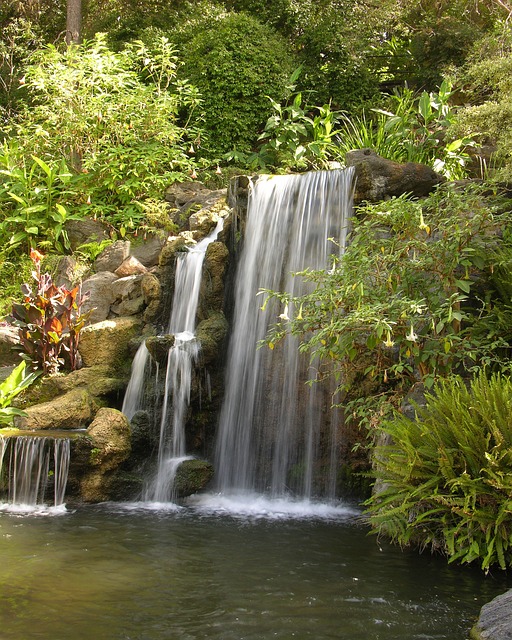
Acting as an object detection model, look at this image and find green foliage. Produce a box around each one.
[1,33,205,238]
[337,80,475,179]
[453,22,512,179]
[0,360,39,426]
[366,371,512,571]
[178,11,295,155]
[7,250,91,375]
[226,70,343,171]
[263,184,512,395]
[0,142,81,254]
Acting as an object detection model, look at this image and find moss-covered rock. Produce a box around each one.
[145,334,175,365]
[13,388,98,430]
[78,316,142,372]
[174,458,214,498]
[196,312,229,365]
[79,407,132,502]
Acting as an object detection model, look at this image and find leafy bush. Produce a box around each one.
[225,69,343,171]
[366,371,512,571]
[263,184,512,398]
[1,34,205,238]
[7,250,91,375]
[336,80,475,179]
[178,11,295,155]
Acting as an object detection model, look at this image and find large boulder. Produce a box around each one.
[131,234,166,268]
[345,148,445,203]
[14,388,97,430]
[81,271,118,324]
[78,316,142,371]
[471,590,512,640]
[94,240,131,273]
[79,408,132,502]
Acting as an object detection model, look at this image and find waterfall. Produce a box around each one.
[215,169,354,501]
[0,436,70,509]
[143,218,224,502]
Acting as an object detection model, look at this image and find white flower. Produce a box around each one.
[405,324,418,342]
[279,304,290,321]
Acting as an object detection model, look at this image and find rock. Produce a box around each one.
[470,590,512,640]
[145,334,175,365]
[81,271,118,324]
[159,236,195,266]
[53,255,82,289]
[141,273,161,304]
[64,218,109,251]
[79,407,132,502]
[174,458,214,498]
[111,296,145,317]
[78,317,142,371]
[199,241,229,318]
[0,325,20,366]
[131,234,165,267]
[196,312,229,364]
[115,255,148,277]
[94,240,131,273]
[14,388,97,430]
[17,365,128,407]
[189,207,218,235]
[111,275,143,302]
[345,148,445,203]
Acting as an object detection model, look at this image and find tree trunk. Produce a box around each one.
[66,0,82,44]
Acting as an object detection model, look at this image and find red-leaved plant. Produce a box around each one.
[7,249,91,375]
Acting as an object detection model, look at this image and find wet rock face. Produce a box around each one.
[79,408,132,503]
[345,148,445,202]
[173,458,214,498]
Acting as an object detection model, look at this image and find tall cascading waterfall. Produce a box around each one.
[215,169,354,501]
[0,436,70,508]
[138,218,224,502]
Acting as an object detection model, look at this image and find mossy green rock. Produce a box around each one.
[174,458,214,498]
[13,388,98,430]
[79,316,142,372]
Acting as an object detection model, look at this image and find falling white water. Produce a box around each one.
[215,169,354,501]
[144,218,224,502]
[122,341,150,421]
[0,436,70,509]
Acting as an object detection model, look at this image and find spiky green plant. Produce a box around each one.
[366,371,512,571]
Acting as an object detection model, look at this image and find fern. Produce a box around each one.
[366,371,512,571]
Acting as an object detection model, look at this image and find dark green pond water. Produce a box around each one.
[0,496,509,640]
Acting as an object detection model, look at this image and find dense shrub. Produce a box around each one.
[178,12,296,156]
[366,372,512,571]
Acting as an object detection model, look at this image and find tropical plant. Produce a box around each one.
[226,70,343,171]
[336,80,475,179]
[366,371,512,571]
[7,249,91,374]
[0,360,39,426]
[0,142,80,254]
[2,33,205,237]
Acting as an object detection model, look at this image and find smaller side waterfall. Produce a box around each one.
[137,218,224,502]
[0,436,70,509]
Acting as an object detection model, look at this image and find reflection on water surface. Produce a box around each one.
[0,498,508,640]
